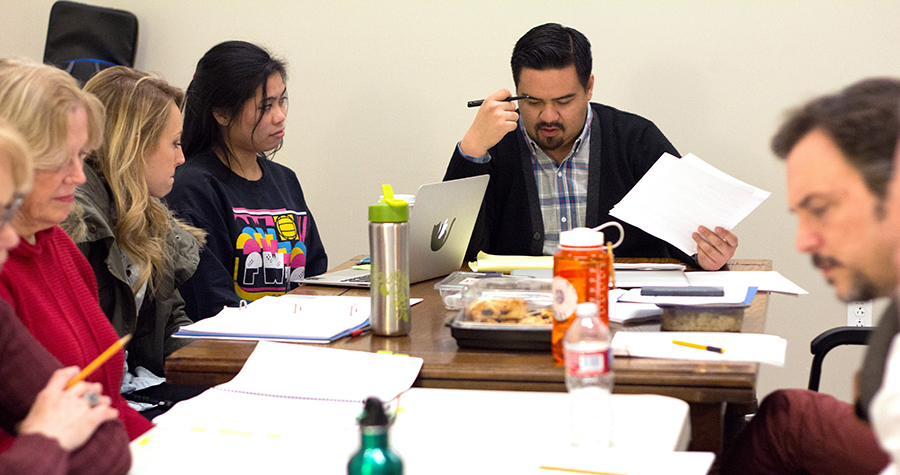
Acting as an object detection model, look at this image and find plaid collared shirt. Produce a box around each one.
[524,107,593,255]
[456,107,594,255]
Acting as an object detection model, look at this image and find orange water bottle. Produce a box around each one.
[551,223,624,365]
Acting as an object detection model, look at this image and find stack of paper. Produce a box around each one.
[610,288,662,324]
[610,153,770,256]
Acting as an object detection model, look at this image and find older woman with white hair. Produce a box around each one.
[0,120,130,474]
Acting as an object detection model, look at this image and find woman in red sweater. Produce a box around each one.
[0,121,130,474]
[0,59,152,442]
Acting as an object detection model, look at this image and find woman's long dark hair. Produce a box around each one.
[182,41,287,167]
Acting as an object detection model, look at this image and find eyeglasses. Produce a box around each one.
[0,193,24,228]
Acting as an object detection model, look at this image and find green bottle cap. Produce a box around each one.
[369,184,409,223]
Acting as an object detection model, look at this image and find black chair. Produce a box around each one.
[42,1,138,85]
[808,326,874,391]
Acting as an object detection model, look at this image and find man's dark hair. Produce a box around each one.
[511,23,592,90]
[772,78,900,199]
[182,40,287,167]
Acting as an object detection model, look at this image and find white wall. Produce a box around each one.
[3,0,900,403]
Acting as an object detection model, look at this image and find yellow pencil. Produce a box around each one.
[538,466,626,475]
[66,334,131,388]
[672,339,725,353]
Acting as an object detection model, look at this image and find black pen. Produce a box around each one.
[467,95,529,108]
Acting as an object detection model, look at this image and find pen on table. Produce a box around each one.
[467,95,529,108]
[350,325,371,338]
[672,339,725,354]
[538,466,626,475]
[66,334,132,388]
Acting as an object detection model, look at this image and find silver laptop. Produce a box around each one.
[299,175,490,288]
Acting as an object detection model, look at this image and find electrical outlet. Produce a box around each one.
[847,300,874,327]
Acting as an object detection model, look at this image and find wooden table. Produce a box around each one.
[166,258,771,455]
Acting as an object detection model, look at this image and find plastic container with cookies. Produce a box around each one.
[433,271,518,310]
[449,277,554,351]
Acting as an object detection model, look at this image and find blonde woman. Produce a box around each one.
[0,120,130,474]
[62,66,207,415]
[0,58,152,440]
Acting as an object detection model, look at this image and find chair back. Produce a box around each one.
[42,1,138,85]
[808,326,874,391]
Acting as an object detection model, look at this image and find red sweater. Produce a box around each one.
[0,226,152,441]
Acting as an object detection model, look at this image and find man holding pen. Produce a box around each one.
[719,78,900,474]
[444,23,738,269]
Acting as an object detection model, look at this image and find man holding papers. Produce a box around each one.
[445,23,738,269]
[720,79,900,474]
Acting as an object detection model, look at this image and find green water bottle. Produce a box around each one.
[348,397,403,475]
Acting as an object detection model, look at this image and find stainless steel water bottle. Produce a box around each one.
[369,185,411,336]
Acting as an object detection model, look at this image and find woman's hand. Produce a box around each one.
[18,366,119,451]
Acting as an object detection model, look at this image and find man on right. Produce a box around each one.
[719,78,900,474]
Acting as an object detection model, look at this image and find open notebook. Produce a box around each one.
[299,175,489,288]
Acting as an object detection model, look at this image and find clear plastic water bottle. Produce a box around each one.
[563,302,613,449]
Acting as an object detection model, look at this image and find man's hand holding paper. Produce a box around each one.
[693,225,739,270]
[610,153,769,269]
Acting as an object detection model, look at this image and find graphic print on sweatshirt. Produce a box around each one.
[232,207,308,300]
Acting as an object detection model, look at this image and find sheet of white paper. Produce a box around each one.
[615,269,690,288]
[685,270,807,295]
[618,285,753,306]
[609,153,770,256]
[219,341,423,403]
[614,263,686,271]
[612,331,786,366]
[512,264,689,285]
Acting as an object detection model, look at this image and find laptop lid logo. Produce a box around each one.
[430,218,456,251]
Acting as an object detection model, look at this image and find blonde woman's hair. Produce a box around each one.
[0,119,34,194]
[0,59,104,170]
[83,66,205,297]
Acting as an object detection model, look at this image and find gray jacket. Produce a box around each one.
[62,165,201,377]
